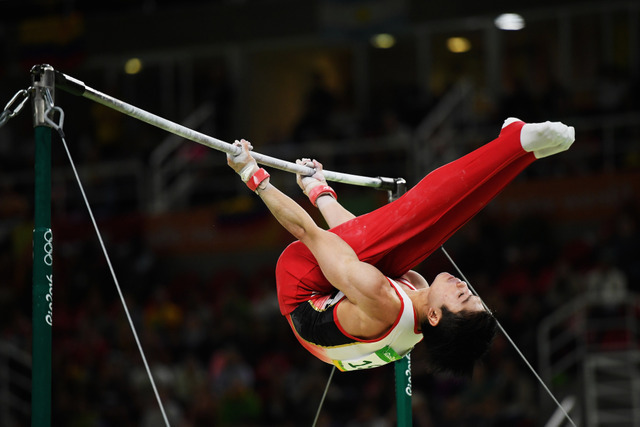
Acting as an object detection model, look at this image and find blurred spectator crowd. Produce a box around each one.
[1,195,638,426]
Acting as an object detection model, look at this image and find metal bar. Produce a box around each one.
[54,70,398,191]
[30,64,55,427]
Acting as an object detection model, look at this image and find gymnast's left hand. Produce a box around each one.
[227,139,259,181]
[296,158,327,196]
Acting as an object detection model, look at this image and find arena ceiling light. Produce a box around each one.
[370,33,396,49]
[446,37,471,53]
[494,13,525,30]
[124,58,143,75]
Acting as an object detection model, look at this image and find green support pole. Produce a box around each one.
[394,354,412,426]
[31,64,55,427]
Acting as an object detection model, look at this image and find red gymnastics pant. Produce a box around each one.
[275,121,535,315]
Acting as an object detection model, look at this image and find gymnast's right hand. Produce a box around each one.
[296,158,327,196]
[227,139,259,182]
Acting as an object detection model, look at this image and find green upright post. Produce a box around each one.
[31,64,55,427]
[394,354,412,426]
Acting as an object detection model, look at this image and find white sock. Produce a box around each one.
[503,118,575,158]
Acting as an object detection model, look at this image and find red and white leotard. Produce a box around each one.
[289,278,422,371]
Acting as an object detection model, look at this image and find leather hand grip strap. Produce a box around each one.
[246,168,270,192]
[308,184,337,207]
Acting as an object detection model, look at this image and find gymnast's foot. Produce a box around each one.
[502,117,575,158]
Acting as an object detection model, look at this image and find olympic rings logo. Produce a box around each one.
[43,229,53,266]
[43,228,53,326]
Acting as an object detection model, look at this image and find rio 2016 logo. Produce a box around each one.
[44,229,53,326]
[405,354,412,397]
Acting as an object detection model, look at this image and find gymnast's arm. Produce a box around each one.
[315,191,355,228]
[295,159,355,228]
[256,182,399,331]
[227,141,400,329]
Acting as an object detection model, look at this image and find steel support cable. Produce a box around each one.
[440,246,577,427]
[42,93,172,427]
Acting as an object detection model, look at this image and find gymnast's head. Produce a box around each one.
[419,273,497,377]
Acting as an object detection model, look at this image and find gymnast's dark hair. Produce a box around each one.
[421,306,497,378]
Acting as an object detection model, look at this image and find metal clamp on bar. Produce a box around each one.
[378,177,407,202]
[31,64,56,127]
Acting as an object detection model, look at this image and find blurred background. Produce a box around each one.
[1,0,639,426]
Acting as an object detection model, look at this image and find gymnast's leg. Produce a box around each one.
[331,118,574,277]
[275,118,574,312]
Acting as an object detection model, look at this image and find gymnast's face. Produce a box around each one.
[427,272,484,315]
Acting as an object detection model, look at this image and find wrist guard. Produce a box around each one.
[308,184,337,207]
[246,168,270,193]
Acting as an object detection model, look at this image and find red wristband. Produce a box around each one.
[246,168,270,192]
[308,184,337,207]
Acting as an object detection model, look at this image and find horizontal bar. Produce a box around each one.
[55,70,399,191]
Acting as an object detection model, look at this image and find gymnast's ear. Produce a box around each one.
[427,306,441,327]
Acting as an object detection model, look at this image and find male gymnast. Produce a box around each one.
[227,118,574,376]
